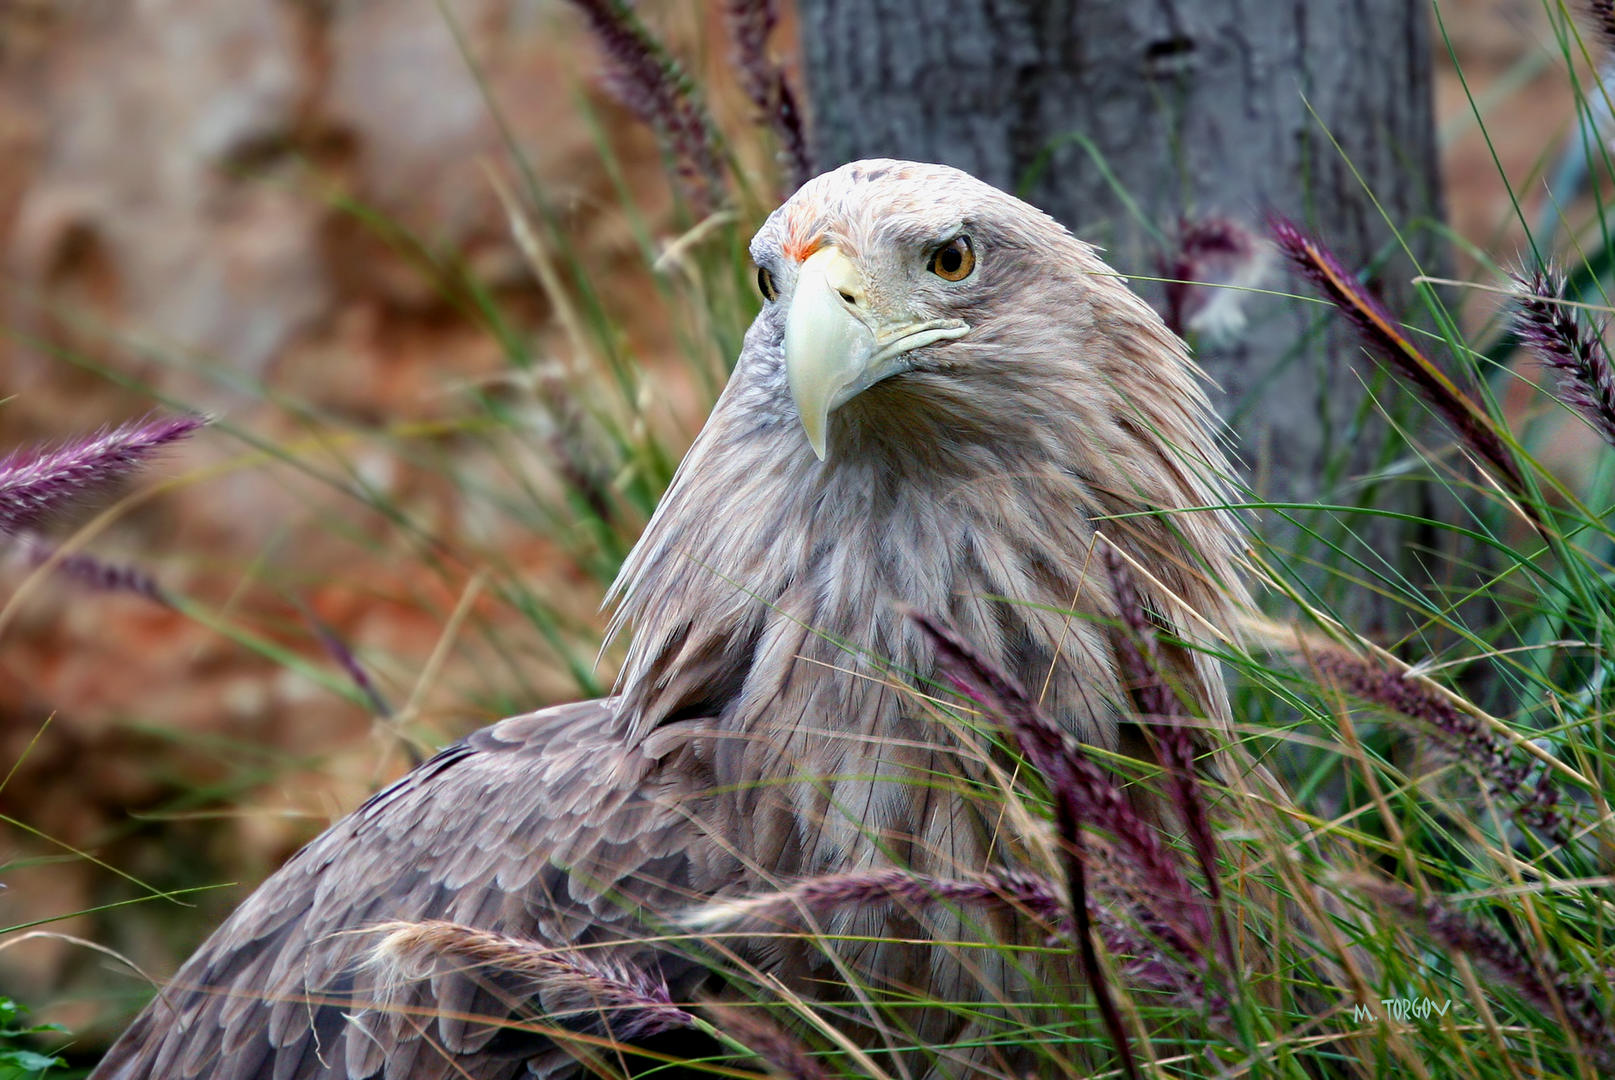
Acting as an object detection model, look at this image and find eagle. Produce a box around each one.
[90,160,1247,1080]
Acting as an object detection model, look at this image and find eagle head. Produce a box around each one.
[748,159,1162,467]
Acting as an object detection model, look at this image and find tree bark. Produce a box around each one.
[797,0,1445,510]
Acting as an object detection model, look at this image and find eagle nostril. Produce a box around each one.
[838,290,857,305]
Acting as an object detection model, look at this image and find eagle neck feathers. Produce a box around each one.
[606,296,1245,776]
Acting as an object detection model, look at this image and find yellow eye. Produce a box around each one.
[757,266,779,301]
[928,236,975,281]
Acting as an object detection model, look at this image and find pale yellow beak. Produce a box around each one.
[783,246,968,460]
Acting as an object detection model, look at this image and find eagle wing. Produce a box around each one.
[91,699,741,1080]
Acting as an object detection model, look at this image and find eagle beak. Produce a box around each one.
[784,245,969,460]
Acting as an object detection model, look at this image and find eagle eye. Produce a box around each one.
[756,266,779,301]
[928,236,975,282]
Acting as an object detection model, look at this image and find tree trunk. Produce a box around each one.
[796,0,1445,515]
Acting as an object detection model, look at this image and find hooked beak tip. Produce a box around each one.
[799,405,830,461]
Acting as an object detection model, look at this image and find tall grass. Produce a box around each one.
[4,1,1614,1078]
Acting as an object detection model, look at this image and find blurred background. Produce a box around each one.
[0,0,1600,1067]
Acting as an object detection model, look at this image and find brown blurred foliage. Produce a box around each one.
[0,0,765,1040]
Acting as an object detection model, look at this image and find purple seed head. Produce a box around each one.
[6,531,171,606]
[565,0,724,216]
[720,0,812,192]
[367,919,694,1042]
[1268,217,1530,506]
[1508,268,1615,449]
[1359,879,1612,1069]
[0,413,206,537]
[1313,648,1567,843]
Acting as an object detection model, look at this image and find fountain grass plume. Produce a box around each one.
[0,413,205,538]
[1103,548,1234,973]
[1508,268,1615,449]
[910,610,1212,950]
[908,607,1243,1080]
[1357,878,1613,1071]
[721,0,812,192]
[7,531,171,607]
[566,0,724,216]
[1311,647,1568,844]
[298,603,393,720]
[681,861,1221,1016]
[676,866,1068,934]
[365,919,694,1042]
[701,1003,832,1080]
[1268,217,1533,513]
[910,608,1138,1079]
